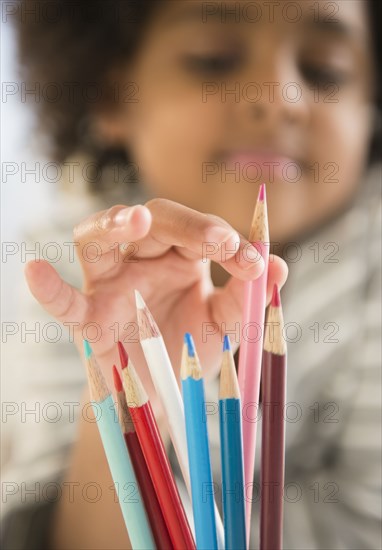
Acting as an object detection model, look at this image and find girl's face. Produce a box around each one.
[104,0,375,242]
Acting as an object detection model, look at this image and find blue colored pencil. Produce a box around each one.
[219,335,246,550]
[181,333,218,550]
[83,341,155,550]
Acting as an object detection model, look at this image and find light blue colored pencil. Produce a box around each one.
[83,341,155,550]
[181,333,218,550]
[219,335,246,550]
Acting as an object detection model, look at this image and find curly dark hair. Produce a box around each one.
[13,0,382,193]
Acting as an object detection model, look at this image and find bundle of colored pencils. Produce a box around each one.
[82,183,287,550]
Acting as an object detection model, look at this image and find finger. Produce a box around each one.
[73,204,152,257]
[209,255,289,350]
[218,235,265,281]
[74,199,263,282]
[142,198,240,258]
[137,199,265,280]
[72,204,152,279]
[266,255,289,303]
[25,260,88,324]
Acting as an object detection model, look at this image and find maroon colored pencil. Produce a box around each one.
[260,284,287,550]
[113,354,173,550]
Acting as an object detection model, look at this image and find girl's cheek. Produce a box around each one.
[130,98,226,191]
[315,99,372,184]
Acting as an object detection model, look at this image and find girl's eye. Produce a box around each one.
[182,53,242,76]
[300,62,350,86]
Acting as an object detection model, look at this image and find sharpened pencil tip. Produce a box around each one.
[83,340,92,359]
[184,333,195,357]
[134,289,146,310]
[117,341,129,370]
[271,283,281,307]
[112,365,123,392]
[258,183,266,202]
[223,334,231,352]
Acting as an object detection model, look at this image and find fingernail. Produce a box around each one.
[238,245,265,271]
[114,207,134,225]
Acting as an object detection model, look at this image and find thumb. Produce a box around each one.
[25,260,88,325]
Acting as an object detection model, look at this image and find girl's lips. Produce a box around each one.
[221,152,301,182]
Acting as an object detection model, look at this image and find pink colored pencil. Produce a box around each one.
[238,183,270,544]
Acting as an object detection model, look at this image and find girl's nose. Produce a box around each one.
[234,56,311,135]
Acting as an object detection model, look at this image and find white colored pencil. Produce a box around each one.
[135,290,225,550]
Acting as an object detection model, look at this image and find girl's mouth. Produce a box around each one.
[214,151,303,183]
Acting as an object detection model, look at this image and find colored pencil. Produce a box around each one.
[82,341,155,550]
[120,351,195,550]
[219,335,246,550]
[181,333,218,550]
[260,285,287,550]
[135,290,225,549]
[113,360,173,550]
[237,183,270,541]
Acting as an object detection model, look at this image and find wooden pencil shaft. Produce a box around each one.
[85,356,110,402]
[260,351,286,550]
[182,376,218,550]
[114,374,173,549]
[136,306,160,339]
[84,351,155,547]
[238,234,270,544]
[264,305,286,355]
[121,362,148,407]
[219,350,240,400]
[140,337,190,480]
[219,398,246,550]
[135,297,191,490]
[181,344,202,380]
[249,196,269,242]
[91,395,155,550]
[115,390,135,434]
[120,357,194,547]
[124,431,173,550]
[130,401,195,549]
[136,298,224,549]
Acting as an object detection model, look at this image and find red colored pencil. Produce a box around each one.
[120,348,195,550]
[113,357,173,550]
[260,285,287,550]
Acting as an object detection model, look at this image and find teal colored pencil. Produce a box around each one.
[181,334,218,550]
[83,341,155,550]
[219,336,246,550]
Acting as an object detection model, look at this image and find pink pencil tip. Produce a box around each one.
[271,284,281,307]
[258,183,266,202]
[117,341,129,370]
[112,365,123,392]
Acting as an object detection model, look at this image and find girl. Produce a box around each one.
[3,1,381,548]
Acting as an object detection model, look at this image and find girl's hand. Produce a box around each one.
[25,199,288,407]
